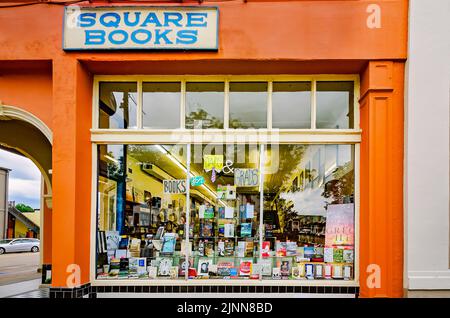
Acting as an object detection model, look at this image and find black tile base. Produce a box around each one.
[90,285,359,296]
[49,283,91,299]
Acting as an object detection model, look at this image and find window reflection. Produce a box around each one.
[99,82,138,129]
[316,81,354,129]
[143,82,181,129]
[229,82,268,129]
[272,82,311,129]
[263,144,355,280]
[97,144,187,280]
[185,82,224,129]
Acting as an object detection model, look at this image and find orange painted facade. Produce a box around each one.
[0,0,407,297]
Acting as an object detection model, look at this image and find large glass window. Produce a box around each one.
[272,82,311,129]
[316,81,354,129]
[185,82,225,129]
[96,144,188,280]
[229,82,268,129]
[263,144,355,280]
[96,143,355,281]
[99,82,138,129]
[142,82,181,129]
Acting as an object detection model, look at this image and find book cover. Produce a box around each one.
[258,259,273,276]
[312,247,324,262]
[200,221,214,238]
[236,241,246,257]
[332,264,343,278]
[158,258,173,276]
[246,203,255,218]
[297,246,305,258]
[224,240,234,257]
[292,266,300,279]
[304,246,315,259]
[239,259,253,276]
[224,223,234,238]
[245,240,254,257]
[343,249,354,263]
[324,247,334,263]
[343,265,352,280]
[226,185,236,200]
[262,241,271,258]
[205,240,214,257]
[218,240,225,257]
[241,223,252,237]
[217,261,234,276]
[333,248,344,263]
[198,258,213,276]
[275,242,287,257]
[280,260,290,277]
[324,264,332,279]
[169,266,179,279]
[286,242,298,256]
[218,207,225,219]
[105,231,120,251]
[204,207,215,219]
[272,268,281,279]
[161,233,177,254]
[148,266,157,279]
[178,257,193,276]
[181,241,193,256]
[239,205,246,219]
[315,264,323,279]
[305,263,314,279]
[225,206,234,218]
[251,264,262,277]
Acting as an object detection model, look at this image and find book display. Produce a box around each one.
[96,143,355,282]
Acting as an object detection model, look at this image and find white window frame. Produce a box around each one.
[90,75,361,288]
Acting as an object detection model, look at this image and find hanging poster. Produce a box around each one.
[203,155,223,172]
[325,203,355,247]
[234,169,259,187]
[163,179,187,194]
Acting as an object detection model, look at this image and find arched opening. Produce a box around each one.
[0,104,52,296]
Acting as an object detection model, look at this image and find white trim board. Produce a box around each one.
[408,271,450,290]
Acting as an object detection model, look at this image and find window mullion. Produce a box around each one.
[185,143,191,281]
[137,80,143,129]
[224,80,230,129]
[180,80,186,129]
[267,81,273,129]
[258,143,265,280]
[311,79,317,129]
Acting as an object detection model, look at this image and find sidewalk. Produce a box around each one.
[0,278,45,298]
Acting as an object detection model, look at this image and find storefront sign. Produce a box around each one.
[190,176,205,187]
[203,155,223,172]
[63,6,218,50]
[163,179,187,194]
[234,169,259,187]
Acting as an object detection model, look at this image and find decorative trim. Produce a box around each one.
[0,104,53,144]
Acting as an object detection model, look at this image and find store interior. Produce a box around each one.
[96,143,355,281]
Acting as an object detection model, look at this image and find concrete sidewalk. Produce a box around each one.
[0,278,43,298]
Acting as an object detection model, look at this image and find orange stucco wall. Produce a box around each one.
[0,0,407,297]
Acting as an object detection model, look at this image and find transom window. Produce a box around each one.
[94,76,358,131]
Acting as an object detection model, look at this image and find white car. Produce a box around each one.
[0,238,40,254]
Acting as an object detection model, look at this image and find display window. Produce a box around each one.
[92,75,360,284]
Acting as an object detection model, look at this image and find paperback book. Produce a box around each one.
[239,259,253,276]
[240,223,252,237]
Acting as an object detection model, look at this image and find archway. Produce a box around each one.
[0,104,52,291]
